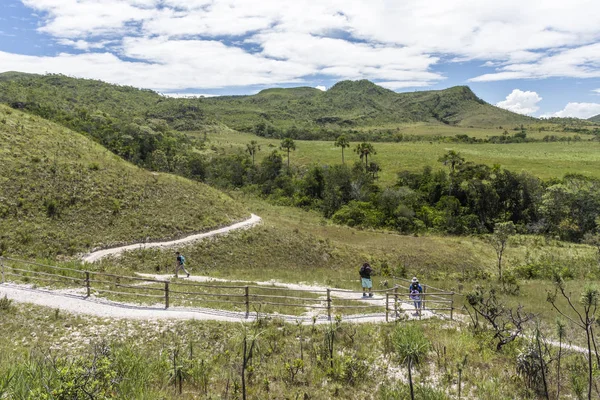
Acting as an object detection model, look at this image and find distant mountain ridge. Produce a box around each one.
[0,72,536,138]
[590,114,600,122]
[201,79,536,131]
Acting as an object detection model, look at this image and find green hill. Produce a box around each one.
[0,104,246,257]
[590,113,600,123]
[201,80,536,134]
[0,72,217,174]
[0,73,536,141]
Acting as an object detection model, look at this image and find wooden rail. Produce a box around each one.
[0,257,456,321]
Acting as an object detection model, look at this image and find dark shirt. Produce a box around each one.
[409,283,423,293]
[359,265,372,279]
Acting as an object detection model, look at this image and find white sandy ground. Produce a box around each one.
[0,282,590,353]
[82,214,262,263]
[0,282,412,324]
[136,272,437,321]
[1,212,588,352]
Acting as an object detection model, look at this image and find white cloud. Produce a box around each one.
[377,81,432,89]
[471,43,600,82]
[542,103,600,119]
[496,89,542,115]
[315,85,326,91]
[2,0,600,90]
[57,39,111,50]
[593,89,600,94]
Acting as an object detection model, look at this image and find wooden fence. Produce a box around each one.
[0,257,455,321]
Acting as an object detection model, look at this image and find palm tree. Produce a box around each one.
[393,325,430,400]
[246,140,260,165]
[438,150,464,195]
[280,137,296,170]
[354,142,376,172]
[334,135,350,164]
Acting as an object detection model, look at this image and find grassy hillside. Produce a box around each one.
[0,104,246,257]
[590,113,600,122]
[0,73,537,140]
[202,81,536,132]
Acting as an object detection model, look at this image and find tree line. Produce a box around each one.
[195,139,600,245]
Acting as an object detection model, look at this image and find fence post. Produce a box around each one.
[326,289,332,321]
[450,291,454,321]
[0,256,4,284]
[85,271,90,298]
[165,281,170,309]
[245,286,250,318]
[423,284,427,310]
[394,285,398,319]
[385,293,389,322]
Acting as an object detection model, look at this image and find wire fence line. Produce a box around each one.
[0,256,455,321]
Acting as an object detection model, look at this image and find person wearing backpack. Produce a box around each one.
[175,251,190,278]
[359,262,373,298]
[409,277,423,315]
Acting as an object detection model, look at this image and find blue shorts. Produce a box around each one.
[361,278,372,289]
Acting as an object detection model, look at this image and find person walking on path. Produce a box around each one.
[359,262,374,297]
[409,277,423,316]
[175,251,190,278]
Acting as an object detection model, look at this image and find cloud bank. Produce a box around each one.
[0,0,598,91]
[543,103,600,119]
[496,89,542,115]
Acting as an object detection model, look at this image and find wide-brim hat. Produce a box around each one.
[412,277,418,283]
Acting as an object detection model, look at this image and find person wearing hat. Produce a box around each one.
[359,262,374,297]
[409,277,423,315]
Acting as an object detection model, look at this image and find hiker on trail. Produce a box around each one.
[359,262,373,297]
[409,277,423,315]
[175,251,190,278]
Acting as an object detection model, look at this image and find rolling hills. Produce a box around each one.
[590,113,600,122]
[202,80,536,134]
[0,72,537,140]
[0,104,246,258]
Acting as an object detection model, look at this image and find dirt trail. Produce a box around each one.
[1,212,439,324]
[0,282,390,324]
[137,273,436,320]
[82,214,261,263]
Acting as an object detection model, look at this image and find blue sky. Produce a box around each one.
[1,0,600,118]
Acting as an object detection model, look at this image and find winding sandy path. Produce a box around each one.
[137,273,436,320]
[1,212,438,324]
[0,282,392,324]
[82,214,262,263]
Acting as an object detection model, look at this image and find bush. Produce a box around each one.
[332,201,383,228]
[43,197,59,218]
[0,295,13,312]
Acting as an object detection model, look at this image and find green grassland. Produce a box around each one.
[1,72,600,398]
[1,300,554,399]
[203,130,600,185]
[346,121,595,140]
[0,104,246,257]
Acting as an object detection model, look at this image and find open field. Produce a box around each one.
[201,130,600,185]
[332,121,596,141]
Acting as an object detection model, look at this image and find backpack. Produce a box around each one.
[179,255,185,265]
[359,265,372,278]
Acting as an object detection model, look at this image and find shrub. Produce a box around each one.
[43,197,59,218]
[0,295,13,312]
